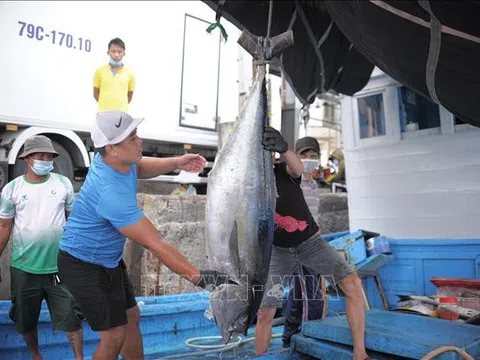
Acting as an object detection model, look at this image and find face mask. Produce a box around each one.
[109,58,123,67]
[31,160,54,176]
[333,159,340,167]
[301,159,319,173]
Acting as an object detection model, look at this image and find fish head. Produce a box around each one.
[209,283,250,344]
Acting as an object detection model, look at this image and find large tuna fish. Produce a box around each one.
[204,64,275,343]
[204,29,293,344]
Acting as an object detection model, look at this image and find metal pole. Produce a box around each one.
[280,71,299,151]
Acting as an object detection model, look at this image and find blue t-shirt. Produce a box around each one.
[60,153,144,268]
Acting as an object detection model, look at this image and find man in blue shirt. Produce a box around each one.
[58,110,228,360]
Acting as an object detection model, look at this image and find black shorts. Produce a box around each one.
[57,250,137,332]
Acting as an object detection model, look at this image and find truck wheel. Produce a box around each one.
[12,140,74,181]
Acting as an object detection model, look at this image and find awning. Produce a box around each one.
[202,0,480,128]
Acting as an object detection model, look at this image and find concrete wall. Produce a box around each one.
[317,192,349,235]
[126,192,349,297]
[0,193,349,299]
[124,194,208,297]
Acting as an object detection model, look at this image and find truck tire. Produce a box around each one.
[12,140,74,181]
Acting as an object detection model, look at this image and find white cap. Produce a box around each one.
[91,110,145,148]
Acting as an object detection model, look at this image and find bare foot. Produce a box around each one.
[353,351,370,360]
[32,355,43,360]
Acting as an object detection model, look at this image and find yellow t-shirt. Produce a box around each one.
[93,64,136,113]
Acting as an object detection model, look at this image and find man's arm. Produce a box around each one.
[0,183,15,259]
[98,189,226,289]
[137,154,206,179]
[119,216,200,284]
[93,68,101,102]
[128,73,136,104]
[0,218,13,258]
[64,177,75,220]
[283,150,304,178]
[93,87,100,102]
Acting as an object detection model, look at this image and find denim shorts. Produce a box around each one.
[260,231,356,308]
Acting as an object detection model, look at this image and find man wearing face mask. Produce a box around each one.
[257,129,370,360]
[0,135,84,360]
[93,37,136,113]
[58,111,231,360]
[280,137,325,350]
[326,148,346,186]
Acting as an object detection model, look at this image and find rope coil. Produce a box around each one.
[421,345,474,360]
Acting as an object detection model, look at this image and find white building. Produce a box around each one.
[340,68,480,238]
[298,94,342,168]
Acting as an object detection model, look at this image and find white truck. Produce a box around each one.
[0,1,245,191]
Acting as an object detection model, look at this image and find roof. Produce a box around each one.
[202,0,480,128]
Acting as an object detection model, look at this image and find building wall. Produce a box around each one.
[341,69,480,238]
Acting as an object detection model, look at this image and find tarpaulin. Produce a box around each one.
[202,0,480,127]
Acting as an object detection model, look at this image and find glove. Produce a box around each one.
[195,270,233,290]
[262,127,288,154]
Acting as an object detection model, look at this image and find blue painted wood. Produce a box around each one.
[357,254,395,275]
[322,230,350,242]
[291,334,411,360]
[363,238,480,309]
[301,310,480,360]
[329,230,368,265]
[0,292,288,360]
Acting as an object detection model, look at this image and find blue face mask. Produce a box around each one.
[31,160,54,176]
[301,159,319,174]
[109,58,123,67]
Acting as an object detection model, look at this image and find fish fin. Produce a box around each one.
[396,294,413,302]
[229,218,242,277]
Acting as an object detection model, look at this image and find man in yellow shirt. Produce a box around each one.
[93,37,136,113]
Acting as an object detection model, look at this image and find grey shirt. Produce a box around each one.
[300,176,319,223]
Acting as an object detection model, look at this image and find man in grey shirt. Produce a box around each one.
[296,137,321,221]
[282,136,325,349]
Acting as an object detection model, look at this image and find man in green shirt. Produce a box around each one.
[0,135,84,360]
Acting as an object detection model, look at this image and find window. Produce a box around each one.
[179,14,221,131]
[397,87,440,132]
[357,94,386,139]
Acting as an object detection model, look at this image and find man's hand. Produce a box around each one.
[177,154,207,172]
[194,270,234,291]
[262,127,288,154]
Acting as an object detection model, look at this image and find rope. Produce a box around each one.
[266,0,274,39]
[418,0,442,105]
[264,0,274,129]
[156,333,283,359]
[420,345,474,360]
